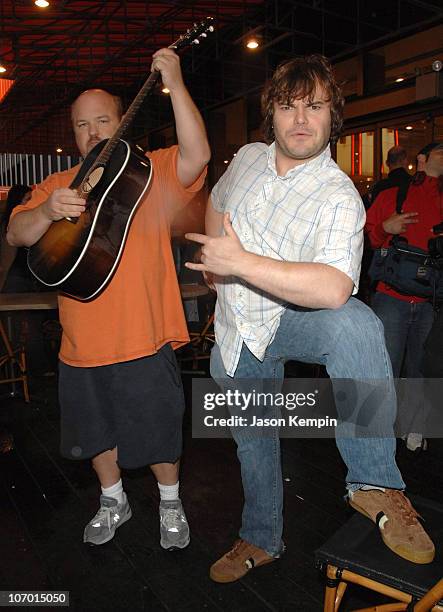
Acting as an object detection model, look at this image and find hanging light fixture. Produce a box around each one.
[0,65,6,73]
[246,38,259,49]
[34,0,50,8]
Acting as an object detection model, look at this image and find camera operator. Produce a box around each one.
[365,142,443,451]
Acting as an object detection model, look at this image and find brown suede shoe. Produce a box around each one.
[210,539,278,583]
[349,489,435,564]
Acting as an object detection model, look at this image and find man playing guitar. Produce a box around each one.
[7,47,210,549]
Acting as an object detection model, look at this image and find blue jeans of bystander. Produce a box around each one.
[372,292,434,437]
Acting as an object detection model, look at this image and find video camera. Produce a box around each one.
[428,222,443,261]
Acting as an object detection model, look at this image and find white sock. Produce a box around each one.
[158,481,179,501]
[360,485,386,492]
[101,479,124,504]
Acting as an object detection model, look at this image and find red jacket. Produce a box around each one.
[365,175,443,302]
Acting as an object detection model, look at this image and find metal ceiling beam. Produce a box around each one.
[3,4,197,142]
[1,0,442,153]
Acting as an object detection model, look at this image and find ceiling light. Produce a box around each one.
[395,77,404,83]
[405,125,413,130]
[0,65,6,73]
[408,164,413,170]
[223,160,229,164]
[161,87,170,94]
[246,39,259,49]
[34,0,50,7]
[56,147,62,153]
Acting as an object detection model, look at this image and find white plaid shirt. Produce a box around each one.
[211,142,365,376]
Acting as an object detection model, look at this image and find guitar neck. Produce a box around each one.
[95,70,161,166]
[81,16,214,182]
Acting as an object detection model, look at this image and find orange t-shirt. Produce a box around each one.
[11,145,206,367]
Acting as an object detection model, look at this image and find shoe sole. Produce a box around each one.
[407,441,428,452]
[84,507,133,546]
[349,499,434,564]
[209,556,275,583]
[160,536,190,551]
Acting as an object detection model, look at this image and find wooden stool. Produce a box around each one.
[315,495,443,611]
[179,283,215,371]
[0,292,58,402]
[0,318,30,402]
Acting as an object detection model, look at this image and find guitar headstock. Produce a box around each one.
[171,17,215,51]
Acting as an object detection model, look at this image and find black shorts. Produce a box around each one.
[59,344,185,469]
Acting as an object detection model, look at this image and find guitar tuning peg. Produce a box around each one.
[192,39,200,44]
[208,26,214,32]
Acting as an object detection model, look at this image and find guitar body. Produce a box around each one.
[27,139,152,300]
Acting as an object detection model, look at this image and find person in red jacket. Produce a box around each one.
[365,142,443,451]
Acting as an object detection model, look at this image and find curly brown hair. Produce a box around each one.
[261,54,344,144]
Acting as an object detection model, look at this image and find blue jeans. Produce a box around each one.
[371,292,434,377]
[210,297,405,557]
[372,292,434,436]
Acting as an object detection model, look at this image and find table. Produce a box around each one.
[179,283,210,300]
[0,292,58,311]
[0,292,59,402]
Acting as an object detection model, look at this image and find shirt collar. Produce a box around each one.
[388,167,409,178]
[266,142,332,179]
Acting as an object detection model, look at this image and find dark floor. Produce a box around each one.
[1,363,442,612]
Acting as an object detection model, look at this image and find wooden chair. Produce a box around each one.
[0,318,29,402]
[315,495,443,611]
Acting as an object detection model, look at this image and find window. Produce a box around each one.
[434,115,443,141]
[336,135,352,175]
[336,131,374,196]
[381,120,432,176]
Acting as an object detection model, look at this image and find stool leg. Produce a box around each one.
[0,320,14,358]
[352,603,408,611]
[0,320,30,402]
[335,582,347,610]
[414,577,443,612]
[324,564,340,612]
[197,312,214,341]
[19,348,30,403]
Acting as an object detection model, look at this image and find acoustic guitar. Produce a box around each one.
[27,17,214,301]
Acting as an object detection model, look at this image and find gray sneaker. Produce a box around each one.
[83,493,132,545]
[159,499,190,550]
